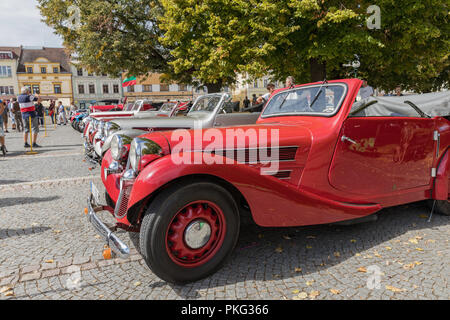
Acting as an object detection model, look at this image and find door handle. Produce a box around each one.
[341,135,357,144]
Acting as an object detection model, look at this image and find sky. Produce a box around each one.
[0,0,63,48]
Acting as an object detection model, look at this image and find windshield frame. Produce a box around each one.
[187,93,228,115]
[260,82,348,119]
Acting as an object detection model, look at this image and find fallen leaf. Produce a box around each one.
[333,252,340,257]
[293,292,308,300]
[53,230,61,234]
[94,235,101,239]
[374,252,381,258]
[357,267,367,273]
[425,239,435,244]
[294,267,302,273]
[384,246,392,250]
[330,289,341,295]
[414,261,423,266]
[309,290,320,299]
[306,280,315,286]
[292,289,300,294]
[415,247,424,251]
[364,255,373,259]
[4,291,14,297]
[385,285,404,293]
[350,239,357,243]
[306,245,312,249]
[0,286,13,293]
[275,246,283,253]
[134,281,141,287]
[408,238,419,244]
[415,236,423,240]
[355,253,361,257]
[99,295,104,298]
[403,263,415,270]
[45,259,54,264]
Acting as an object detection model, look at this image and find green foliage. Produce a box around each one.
[39,0,449,92]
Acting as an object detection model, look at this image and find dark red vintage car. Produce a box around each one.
[86,78,450,283]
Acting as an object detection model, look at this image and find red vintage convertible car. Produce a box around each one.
[86,78,449,284]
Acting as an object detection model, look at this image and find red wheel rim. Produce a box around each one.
[165,200,226,267]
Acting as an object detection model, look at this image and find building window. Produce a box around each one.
[26,67,33,74]
[41,67,47,74]
[0,86,14,94]
[32,85,40,94]
[160,84,169,91]
[89,84,95,94]
[78,84,85,94]
[53,67,59,73]
[143,85,152,92]
[253,81,258,88]
[103,84,109,94]
[54,84,61,94]
[128,86,135,93]
[77,68,83,76]
[113,84,119,94]
[263,79,268,87]
[0,66,12,77]
[0,52,13,59]
[178,84,187,91]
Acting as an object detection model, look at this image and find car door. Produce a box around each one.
[329,116,436,196]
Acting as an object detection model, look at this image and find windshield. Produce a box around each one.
[189,95,222,113]
[262,84,347,117]
[124,103,134,111]
[131,101,142,111]
[159,103,175,113]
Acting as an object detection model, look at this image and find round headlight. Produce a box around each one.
[111,134,124,161]
[129,138,163,172]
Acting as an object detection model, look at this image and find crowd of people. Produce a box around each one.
[0,87,75,157]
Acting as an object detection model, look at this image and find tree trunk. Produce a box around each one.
[205,83,222,93]
[309,58,327,82]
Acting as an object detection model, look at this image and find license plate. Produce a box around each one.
[91,182,100,206]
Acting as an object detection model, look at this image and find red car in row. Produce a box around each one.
[86,78,450,284]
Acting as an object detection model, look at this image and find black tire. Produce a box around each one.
[139,182,240,284]
[105,191,115,208]
[428,199,450,216]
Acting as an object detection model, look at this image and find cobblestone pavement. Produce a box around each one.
[0,118,448,300]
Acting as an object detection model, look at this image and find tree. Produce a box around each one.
[161,0,449,92]
[38,0,168,78]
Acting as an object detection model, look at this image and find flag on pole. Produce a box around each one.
[122,76,137,87]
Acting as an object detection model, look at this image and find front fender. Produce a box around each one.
[433,148,449,200]
[128,152,381,227]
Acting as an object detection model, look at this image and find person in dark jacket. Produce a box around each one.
[35,101,44,126]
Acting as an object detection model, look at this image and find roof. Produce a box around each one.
[0,46,22,60]
[17,47,71,73]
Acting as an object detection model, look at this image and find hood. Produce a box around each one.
[90,110,134,118]
[138,122,313,158]
[111,112,210,131]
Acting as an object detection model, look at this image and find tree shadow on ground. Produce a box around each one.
[0,179,28,185]
[167,201,449,299]
[0,196,60,209]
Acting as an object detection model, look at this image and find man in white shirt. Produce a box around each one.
[359,79,374,99]
[256,83,276,104]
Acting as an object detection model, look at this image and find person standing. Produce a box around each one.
[18,87,40,148]
[58,101,67,125]
[11,98,23,132]
[1,100,9,133]
[7,100,16,130]
[395,86,404,96]
[35,100,44,126]
[359,79,374,99]
[48,100,55,124]
[251,94,257,106]
[243,96,250,110]
[0,100,7,156]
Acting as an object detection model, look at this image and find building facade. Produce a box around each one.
[71,62,123,109]
[17,47,73,106]
[231,74,283,106]
[0,46,21,100]
[123,73,193,102]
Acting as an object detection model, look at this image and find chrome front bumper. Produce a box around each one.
[86,193,130,259]
[84,141,101,165]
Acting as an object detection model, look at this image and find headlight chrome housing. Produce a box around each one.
[104,122,120,137]
[129,138,163,172]
[111,134,132,161]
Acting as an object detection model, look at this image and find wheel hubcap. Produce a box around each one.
[184,220,212,249]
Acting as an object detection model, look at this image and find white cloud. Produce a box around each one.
[0,0,63,47]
